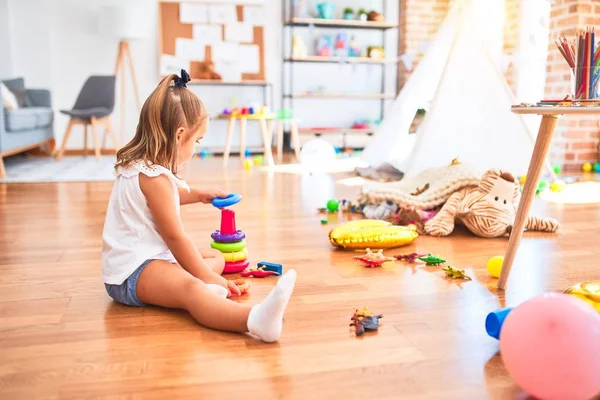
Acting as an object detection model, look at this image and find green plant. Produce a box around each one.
[358,8,367,15]
[416,108,426,116]
[344,7,354,14]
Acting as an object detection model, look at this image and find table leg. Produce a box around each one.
[239,117,247,163]
[259,117,275,167]
[223,118,236,167]
[497,115,559,290]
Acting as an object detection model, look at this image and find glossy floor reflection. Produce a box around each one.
[1,155,599,399]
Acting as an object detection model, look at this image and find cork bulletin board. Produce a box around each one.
[158,1,266,82]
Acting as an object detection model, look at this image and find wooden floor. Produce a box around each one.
[1,156,600,399]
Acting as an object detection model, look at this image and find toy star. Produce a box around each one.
[441,265,472,280]
[354,248,395,268]
[394,252,427,262]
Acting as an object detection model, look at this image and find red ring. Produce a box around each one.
[223,259,250,274]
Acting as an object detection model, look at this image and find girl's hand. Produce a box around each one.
[226,280,242,297]
[196,188,228,204]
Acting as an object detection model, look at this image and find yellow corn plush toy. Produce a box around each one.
[329,219,419,249]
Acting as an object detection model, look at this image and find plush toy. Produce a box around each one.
[193,61,221,80]
[424,169,559,238]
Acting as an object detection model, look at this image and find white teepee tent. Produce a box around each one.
[360,0,555,180]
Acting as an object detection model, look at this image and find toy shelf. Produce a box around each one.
[284,56,399,64]
[187,80,270,86]
[284,93,395,100]
[286,17,397,30]
[298,128,375,135]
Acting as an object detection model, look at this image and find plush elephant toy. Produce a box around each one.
[424,169,559,238]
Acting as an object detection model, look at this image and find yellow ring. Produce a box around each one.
[223,248,248,262]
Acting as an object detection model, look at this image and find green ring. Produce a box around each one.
[211,240,246,253]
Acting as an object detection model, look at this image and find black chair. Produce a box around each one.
[56,75,117,160]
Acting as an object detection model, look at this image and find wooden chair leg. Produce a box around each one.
[258,117,274,167]
[239,117,247,162]
[56,118,76,161]
[104,117,120,151]
[90,117,101,160]
[83,124,88,156]
[290,121,301,161]
[0,156,5,179]
[276,121,284,162]
[223,118,236,167]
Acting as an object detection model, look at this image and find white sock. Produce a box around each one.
[247,269,297,342]
[206,283,228,298]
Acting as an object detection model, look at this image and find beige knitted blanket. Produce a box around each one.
[358,162,484,210]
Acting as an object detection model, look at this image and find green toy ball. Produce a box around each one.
[326,199,339,212]
[552,164,562,174]
[594,163,600,173]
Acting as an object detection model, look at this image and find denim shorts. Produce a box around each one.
[105,259,153,307]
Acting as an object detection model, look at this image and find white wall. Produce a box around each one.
[0,0,13,78]
[5,0,397,151]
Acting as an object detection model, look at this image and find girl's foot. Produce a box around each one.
[247,269,297,342]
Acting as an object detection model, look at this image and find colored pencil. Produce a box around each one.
[577,33,585,98]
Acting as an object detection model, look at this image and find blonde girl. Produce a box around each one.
[101,70,296,342]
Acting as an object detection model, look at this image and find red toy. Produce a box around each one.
[240,266,278,278]
[394,253,427,262]
[228,278,250,295]
[353,248,395,268]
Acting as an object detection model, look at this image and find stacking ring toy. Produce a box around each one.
[211,230,246,243]
[223,259,250,274]
[223,248,248,262]
[212,193,242,209]
[211,239,246,253]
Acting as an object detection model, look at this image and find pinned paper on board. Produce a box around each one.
[212,42,238,61]
[214,60,242,82]
[160,55,190,75]
[238,44,260,73]
[209,4,237,24]
[242,6,266,26]
[175,38,206,60]
[193,24,223,43]
[180,3,208,24]
[225,23,254,42]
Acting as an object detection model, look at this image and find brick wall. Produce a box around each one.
[546,0,600,169]
[397,0,450,91]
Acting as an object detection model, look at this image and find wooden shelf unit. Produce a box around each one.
[286,17,397,30]
[284,93,396,100]
[282,1,398,149]
[284,56,399,64]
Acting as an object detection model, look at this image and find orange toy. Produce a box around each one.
[228,278,250,295]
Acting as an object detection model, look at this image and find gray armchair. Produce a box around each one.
[0,77,54,179]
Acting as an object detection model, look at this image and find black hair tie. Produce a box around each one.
[174,69,190,88]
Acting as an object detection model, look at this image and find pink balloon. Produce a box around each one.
[500,293,600,400]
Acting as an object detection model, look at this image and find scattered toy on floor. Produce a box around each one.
[228,278,250,295]
[442,265,472,280]
[350,307,383,336]
[563,281,600,312]
[326,199,339,212]
[321,219,328,224]
[550,179,566,192]
[240,265,279,278]
[487,256,504,278]
[394,252,427,262]
[329,219,419,249]
[418,253,446,266]
[257,261,283,276]
[244,159,253,169]
[211,193,249,274]
[353,248,395,267]
[553,164,562,174]
[362,200,398,220]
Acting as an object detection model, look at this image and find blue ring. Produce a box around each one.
[212,193,242,208]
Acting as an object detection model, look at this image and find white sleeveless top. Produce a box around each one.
[101,161,190,285]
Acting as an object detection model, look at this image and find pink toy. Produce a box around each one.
[499,293,600,400]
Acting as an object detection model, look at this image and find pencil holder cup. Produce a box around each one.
[570,67,600,100]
